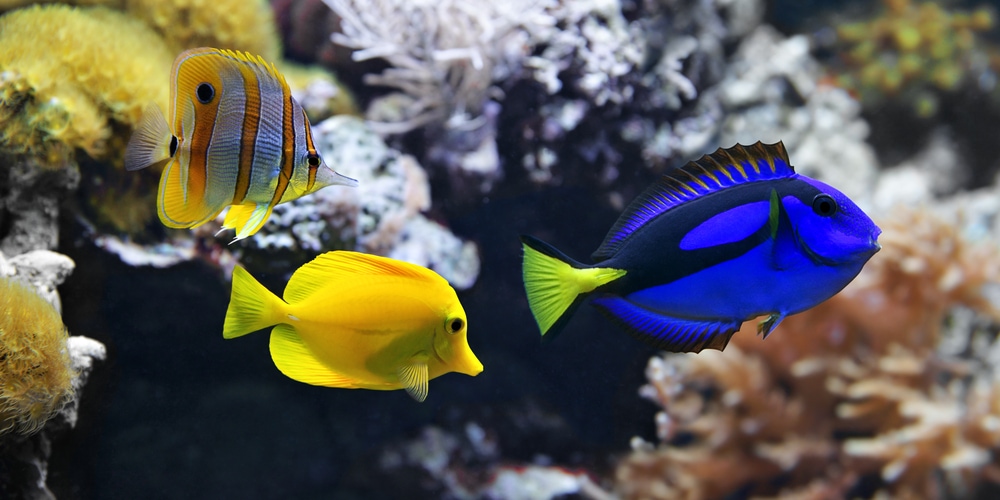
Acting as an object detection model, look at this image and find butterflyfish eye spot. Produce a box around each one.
[448,318,464,334]
[196,83,215,104]
[812,194,837,217]
[307,155,320,167]
[169,136,178,157]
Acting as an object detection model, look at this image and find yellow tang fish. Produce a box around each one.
[124,47,357,242]
[222,251,483,401]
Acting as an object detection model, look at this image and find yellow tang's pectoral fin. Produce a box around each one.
[222,202,274,242]
[397,360,429,402]
[268,324,360,388]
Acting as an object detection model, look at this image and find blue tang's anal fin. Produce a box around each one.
[757,313,785,339]
[591,296,742,353]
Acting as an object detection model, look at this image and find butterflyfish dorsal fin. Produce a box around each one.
[269,324,363,388]
[397,360,429,402]
[283,251,445,304]
[592,141,795,261]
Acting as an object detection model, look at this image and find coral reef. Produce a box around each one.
[0,248,106,499]
[718,26,881,204]
[230,115,480,288]
[824,0,998,117]
[319,0,765,199]
[614,207,1000,498]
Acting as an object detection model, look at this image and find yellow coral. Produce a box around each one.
[828,0,998,116]
[0,0,281,61]
[0,276,75,436]
[124,0,281,61]
[0,4,172,160]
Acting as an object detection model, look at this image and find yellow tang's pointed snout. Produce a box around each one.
[454,345,483,377]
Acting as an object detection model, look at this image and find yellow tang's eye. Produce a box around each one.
[446,317,464,334]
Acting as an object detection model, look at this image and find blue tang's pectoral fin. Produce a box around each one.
[591,296,742,353]
[757,313,785,339]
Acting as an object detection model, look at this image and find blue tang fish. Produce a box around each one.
[521,142,881,352]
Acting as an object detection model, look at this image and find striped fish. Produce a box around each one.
[124,47,357,242]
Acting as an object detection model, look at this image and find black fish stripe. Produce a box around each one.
[302,108,317,192]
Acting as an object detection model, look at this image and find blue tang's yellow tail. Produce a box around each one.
[520,235,626,337]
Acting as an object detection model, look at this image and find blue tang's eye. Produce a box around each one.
[812,194,837,217]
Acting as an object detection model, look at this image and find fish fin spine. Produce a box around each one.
[223,266,286,339]
[124,103,172,172]
[398,361,429,402]
[591,296,742,353]
[520,235,626,337]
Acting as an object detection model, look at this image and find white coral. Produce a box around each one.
[325,0,555,134]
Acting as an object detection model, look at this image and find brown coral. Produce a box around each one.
[615,207,1000,498]
[0,276,76,437]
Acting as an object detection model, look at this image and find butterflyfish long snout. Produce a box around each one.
[125,47,357,242]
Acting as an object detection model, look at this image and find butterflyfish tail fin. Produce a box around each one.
[223,266,287,339]
[124,103,172,172]
[520,235,627,339]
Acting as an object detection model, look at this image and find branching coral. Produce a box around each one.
[826,0,998,117]
[0,276,76,437]
[615,207,1000,498]
[323,0,552,135]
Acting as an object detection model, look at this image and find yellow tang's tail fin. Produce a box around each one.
[520,235,626,338]
[223,266,288,339]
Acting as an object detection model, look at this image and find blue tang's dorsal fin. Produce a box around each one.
[592,141,795,261]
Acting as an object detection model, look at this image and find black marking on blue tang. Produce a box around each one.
[590,142,826,296]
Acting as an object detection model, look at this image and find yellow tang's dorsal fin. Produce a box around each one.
[283,251,446,304]
[269,324,362,388]
[397,360,429,402]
